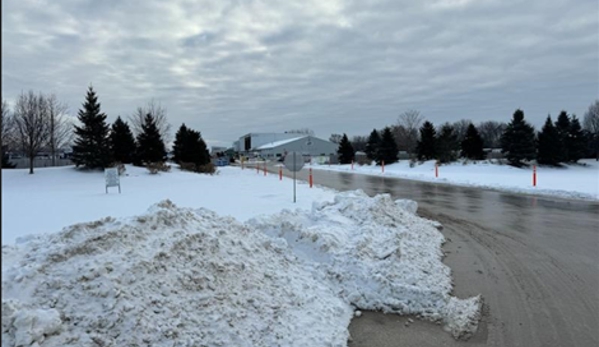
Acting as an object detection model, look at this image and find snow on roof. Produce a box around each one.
[256,136,307,150]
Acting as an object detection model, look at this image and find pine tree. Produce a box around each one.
[436,123,459,163]
[537,116,561,166]
[365,129,381,161]
[173,123,210,166]
[554,111,571,163]
[377,127,398,165]
[110,116,136,164]
[567,115,586,163]
[500,109,536,167]
[72,86,112,169]
[136,113,166,164]
[186,129,210,166]
[337,133,354,164]
[416,121,437,160]
[461,123,485,160]
[173,124,189,164]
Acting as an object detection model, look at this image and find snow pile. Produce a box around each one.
[2,192,482,346]
[1,200,352,347]
[249,190,481,339]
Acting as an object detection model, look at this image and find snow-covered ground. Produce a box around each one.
[311,159,599,201]
[2,165,481,346]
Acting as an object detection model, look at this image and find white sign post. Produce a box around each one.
[105,168,121,194]
[283,151,304,203]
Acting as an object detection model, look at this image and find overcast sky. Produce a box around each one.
[2,0,598,147]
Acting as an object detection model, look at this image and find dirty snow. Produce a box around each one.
[1,165,482,346]
[312,159,599,200]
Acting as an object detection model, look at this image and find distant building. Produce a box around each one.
[235,132,300,154]
[254,135,337,160]
[210,146,227,155]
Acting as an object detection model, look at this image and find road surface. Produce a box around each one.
[262,164,599,347]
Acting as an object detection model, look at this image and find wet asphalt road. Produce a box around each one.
[261,164,599,347]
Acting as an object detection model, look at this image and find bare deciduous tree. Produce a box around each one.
[583,100,599,161]
[1,100,15,169]
[583,100,599,134]
[13,91,50,174]
[46,94,73,166]
[477,121,507,148]
[130,99,172,144]
[395,110,423,154]
[452,119,473,143]
[1,100,13,147]
[329,133,343,144]
[351,135,368,152]
[286,128,315,136]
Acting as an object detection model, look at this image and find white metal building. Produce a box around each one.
[236,132,301,154]
[254,136,337,159]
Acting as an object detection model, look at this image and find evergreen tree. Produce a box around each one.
[377,127,398,165]
[537,116,561,166]
[461,123,485,160]
[72,86,112,169]
[500,109,536,167]
[365,129,381,161]
[186,129,210,166]
[109,116,136,164]
[554,110,571,162]
[567,115,586,163]
[172,123,210,166]
[436,123,459,163]
[172,123,190,164]
[136,113,166,164]
[416,121,437,160]
[337,133,354,164]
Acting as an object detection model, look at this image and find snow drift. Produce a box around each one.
[250,190,481,339]
[2,192,481,346]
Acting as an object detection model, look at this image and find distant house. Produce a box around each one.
[254,135,337,160]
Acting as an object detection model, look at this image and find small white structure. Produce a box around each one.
[105,168,121,194]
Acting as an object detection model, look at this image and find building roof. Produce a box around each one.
[256,136,307,150]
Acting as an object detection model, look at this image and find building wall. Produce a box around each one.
[258,136,337,158]
[238,133,300,153]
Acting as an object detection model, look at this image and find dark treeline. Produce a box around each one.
[333,102,599,167]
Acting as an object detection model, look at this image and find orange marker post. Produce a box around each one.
[279,166,283,180]
[435,163,439,178]
[533,165,537,187]
[309,168,313,188]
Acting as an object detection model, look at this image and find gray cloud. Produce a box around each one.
[2,0,597,147]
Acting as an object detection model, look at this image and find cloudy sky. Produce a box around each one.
[2,0,598,147]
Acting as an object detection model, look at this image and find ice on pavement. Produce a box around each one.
[2,192,481,346]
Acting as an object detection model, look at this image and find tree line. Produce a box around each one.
[333,101,599,167]
[1,86,212,174]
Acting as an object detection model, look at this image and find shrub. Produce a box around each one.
[197,163,216,175]
[178,162,216,175]
[179,162,197,172]
[109,162,127,176]
[146,161,171,174]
